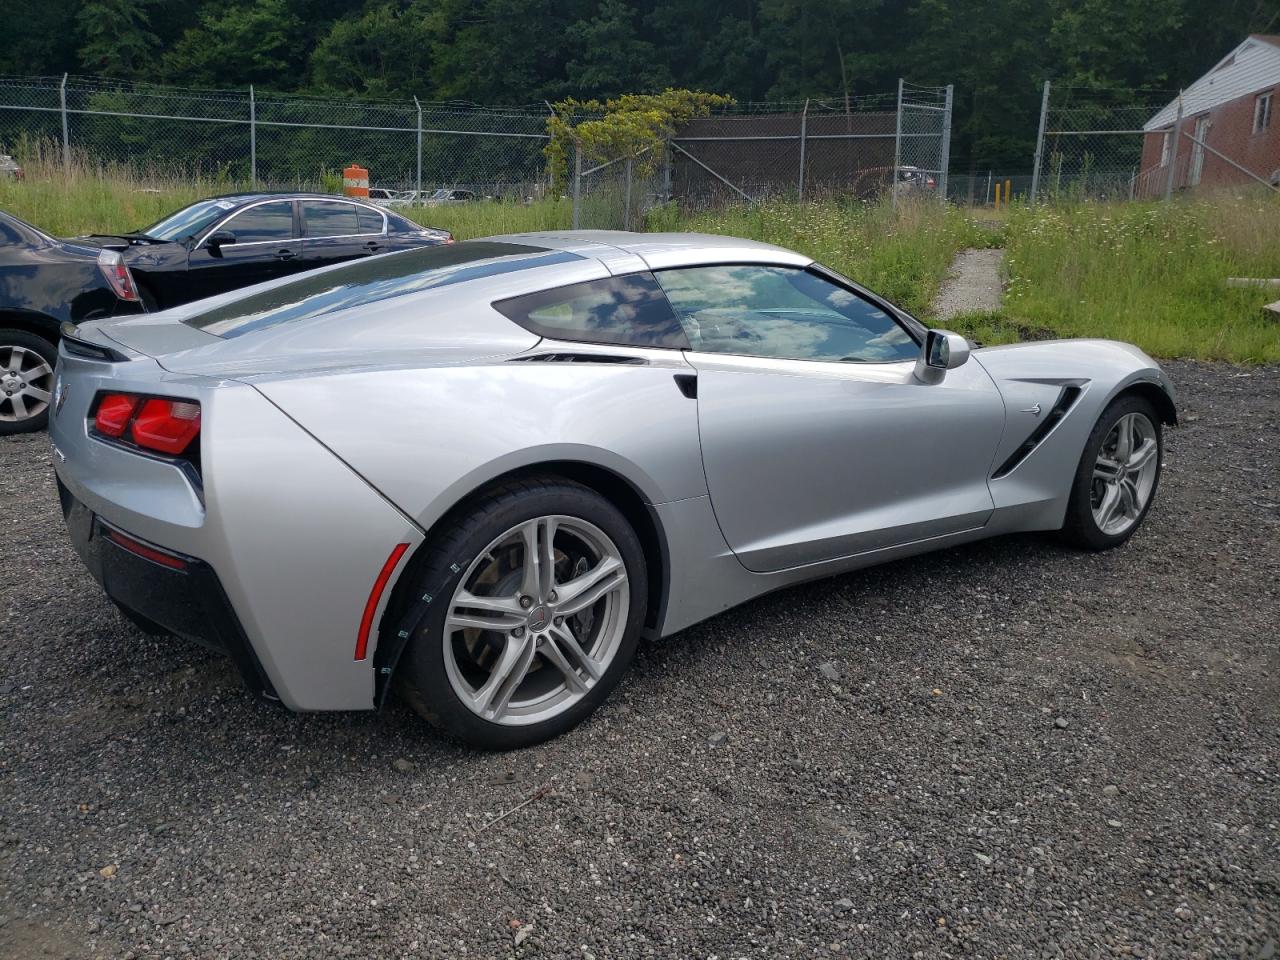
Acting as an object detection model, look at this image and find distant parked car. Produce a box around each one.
[850,165,938,201]
[0,154,22,179]
[424,188,477,206]
[0,210,144,434]
[72,193,453,311]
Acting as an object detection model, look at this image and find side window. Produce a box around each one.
[303,200,362,238]
[655,264,918,363]
[223,201,294,243]
[386,213,417,234]
[493,272,690,349]
[357,206,384,234]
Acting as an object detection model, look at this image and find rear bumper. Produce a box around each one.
[59,479,278,700]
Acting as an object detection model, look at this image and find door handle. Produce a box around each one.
[275,249,297,261]
[363,240,383,253]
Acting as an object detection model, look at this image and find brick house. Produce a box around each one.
[1138,34,1280,196]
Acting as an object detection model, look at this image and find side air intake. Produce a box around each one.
[991,386,1083,479]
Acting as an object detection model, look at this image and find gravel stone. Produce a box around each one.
[1,359,1277,958]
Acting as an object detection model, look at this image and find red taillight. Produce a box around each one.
[131,398,201,455]
[94,393,140,437]
[97,250,140,302]
[93,392,200,456]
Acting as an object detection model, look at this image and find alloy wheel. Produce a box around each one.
[0,345,54,424]
[1091,412,1159,536]
[442,515,630,726]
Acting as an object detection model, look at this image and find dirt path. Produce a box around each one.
[933,247,1005,320]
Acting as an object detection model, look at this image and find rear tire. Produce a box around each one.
[1060,393,1163,551]
[0,329,57,435]
[395,477,648,750]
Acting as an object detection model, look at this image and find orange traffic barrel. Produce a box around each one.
[342,164,369,198]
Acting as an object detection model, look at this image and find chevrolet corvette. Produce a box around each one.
[49,232,1175,748]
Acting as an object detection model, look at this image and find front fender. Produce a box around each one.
[973,339,1175,527]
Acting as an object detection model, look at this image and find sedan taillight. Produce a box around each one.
[93,392,201,456]
[96,250,140,302]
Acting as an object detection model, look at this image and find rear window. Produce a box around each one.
[184,241,578,339]
[493,273,689,349]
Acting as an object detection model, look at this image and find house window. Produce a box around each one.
[1256,92,1273,134]
[1160,130,1172,166]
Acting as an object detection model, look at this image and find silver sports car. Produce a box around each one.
[50,232,1176,748]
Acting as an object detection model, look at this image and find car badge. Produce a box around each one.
[1020,403,1042,417]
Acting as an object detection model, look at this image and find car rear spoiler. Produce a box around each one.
[60,321,130,363]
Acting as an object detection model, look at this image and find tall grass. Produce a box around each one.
[0,149,230,236]
[1,157,1275,362]
[1001,197,1280,363]
[399,199,572,238]
[647,198,986,318]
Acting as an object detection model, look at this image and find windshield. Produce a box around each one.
[428,189,451,200]
[141,198,239,242]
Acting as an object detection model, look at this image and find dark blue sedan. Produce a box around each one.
[73,193,453,311]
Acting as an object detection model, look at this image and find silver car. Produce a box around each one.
[50,232,1176,748]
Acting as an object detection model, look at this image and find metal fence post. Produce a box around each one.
[1164,92,1183,201]
[662,138,672,202]
[413,96,422,196]
[1029,80,1050,203]
[938,84,953,201]
[59,73,70,176]
[623,156,633,230]
[248,85,256,187]
[572,142,582,230]
[892,79,904,207]
[798,98,809,201]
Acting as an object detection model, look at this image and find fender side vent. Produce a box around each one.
[508,353,647,365]
[992,386,1083,479]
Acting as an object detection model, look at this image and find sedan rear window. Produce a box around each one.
[185,241,578,339]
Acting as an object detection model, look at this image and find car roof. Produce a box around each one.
[201,192,383,207]
[497,230,812,272]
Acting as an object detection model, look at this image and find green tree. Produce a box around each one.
[564,0,669,97]
[162,0,305,87]
[77,0,159,77]
[421,0,593,102]
[0,0,79,76]
[310,4,434,96]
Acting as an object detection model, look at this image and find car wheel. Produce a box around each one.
[396,477,648,749]
[1060,394,1163,550]
[0,329,57,435]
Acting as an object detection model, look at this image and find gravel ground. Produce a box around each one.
[2,360,1278,960]
[933,248,1006,321]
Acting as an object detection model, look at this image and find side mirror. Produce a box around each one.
[914,329,970,385]
[205,230,236,254]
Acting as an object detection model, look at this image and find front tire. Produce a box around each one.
[396,477,648,749]
[1060,394,1163,550]
[0,329,57,435]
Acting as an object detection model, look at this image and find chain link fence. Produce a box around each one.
[0,75,551,197]
[0,75,960,224]
[569,81,953,227]
[1029,81,1280,202]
